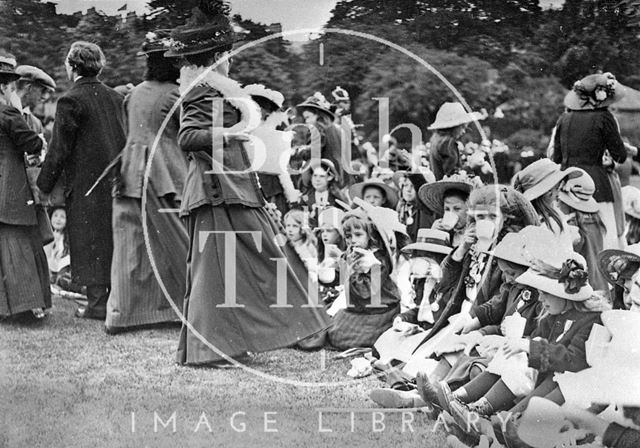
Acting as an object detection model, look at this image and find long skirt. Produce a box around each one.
[176,204,330,365]
[0,223,51,316]
[106,191,188,328]
[327,305,400,350]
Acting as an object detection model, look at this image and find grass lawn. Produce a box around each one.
[1,294,448,448]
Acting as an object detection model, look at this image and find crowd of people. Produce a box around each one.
[2,2,640,447]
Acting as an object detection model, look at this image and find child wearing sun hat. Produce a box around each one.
[326,198,407,350]
[445,235,607,422]
[557,168,609,291]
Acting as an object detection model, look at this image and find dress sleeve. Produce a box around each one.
[178,88,229,153]
[3,106,43,155]
[474,286,509,327]
[602,111,627,164]
[37,96,80,193]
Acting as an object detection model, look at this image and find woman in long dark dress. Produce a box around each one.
[166,9,329,365]
[105,30,189,333]
[0,52,50,319]
[552,72,629,250]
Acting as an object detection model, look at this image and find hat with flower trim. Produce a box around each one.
[564,72,627,111]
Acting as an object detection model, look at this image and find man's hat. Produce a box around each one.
[0,53,20,82]
[15,65,56,91]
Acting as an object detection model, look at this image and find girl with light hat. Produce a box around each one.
[418,173,481,247]
[326,198,407,350]
[445,240,606,420]
[512,158,578,249]
[421,185,539,341]
[557,168,609,291]
[367,228,453,410]
[401,186,538,395]
[621,185,640,245]
[552,72,630,251]
[417,227,543,411]
[428,102,484,181]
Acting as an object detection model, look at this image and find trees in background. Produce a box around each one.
[3,0,639,151]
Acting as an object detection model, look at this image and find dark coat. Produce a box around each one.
[474,282,541,337]
[421,250,503,341]
[0,104,43,226]
[552,109,626,202]
[120,81,187,199]
[604,423,640,448]
[429,133,461,181]
[528,308,601,382]
[37,77,126,286]
[178,84,264,214]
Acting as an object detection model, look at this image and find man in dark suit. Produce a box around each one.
[38,41,126,320]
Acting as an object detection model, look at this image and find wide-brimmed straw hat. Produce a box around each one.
[401,228,452,255]
[15,65,56,91]
[138,29,174,56]
[598,243,640,287]
[555,310,640,406]
[417,173,478,216]
[0,53,20,81]
[564,72,627,111]
[427,102,484,130]
[516,231,593,300]
[297,92,335,120]
[485,231,529,266]
[557,168,599,213]
[349,177,399,209]
[622,185,640,219]
[165,7,237,57]
[512,158,579,201]
[244,83,285,109]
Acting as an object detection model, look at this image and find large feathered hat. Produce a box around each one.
[138,29,174,56]
[165,0,237,57]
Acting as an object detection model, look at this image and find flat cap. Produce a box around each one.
[15,65,56,91]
